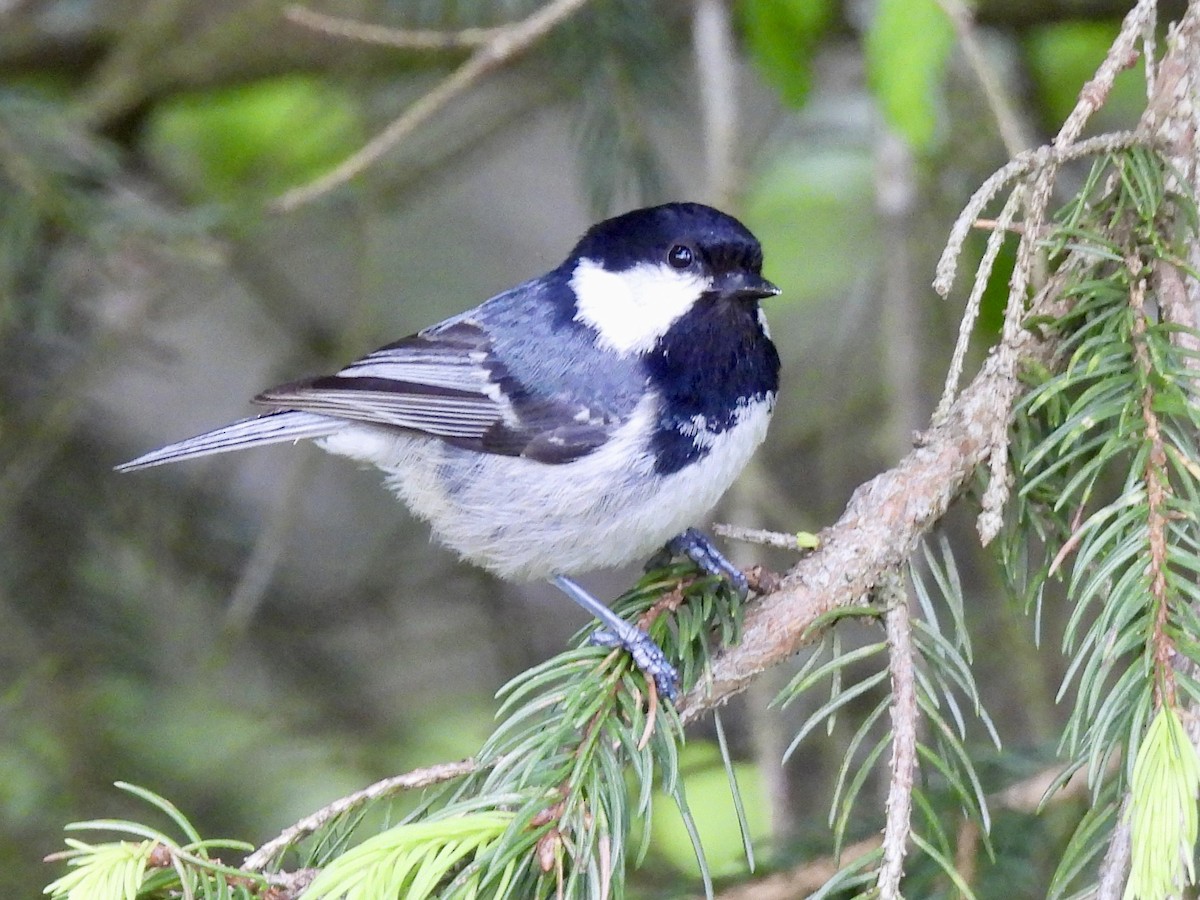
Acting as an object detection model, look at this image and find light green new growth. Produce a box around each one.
[302,812,517,900]
[44,840,155,900]
[1124,706,1200,900]
[43,782,261,900]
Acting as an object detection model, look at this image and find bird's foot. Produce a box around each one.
[663,527,749,597]
[589,625,679,702]
[553,574,678,702]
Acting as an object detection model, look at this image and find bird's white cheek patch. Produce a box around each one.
[570,259,710,355]
[757,306,771,338]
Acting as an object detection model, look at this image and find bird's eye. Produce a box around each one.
[667,244,694,269]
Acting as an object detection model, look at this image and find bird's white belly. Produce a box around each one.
[317,396,772,580]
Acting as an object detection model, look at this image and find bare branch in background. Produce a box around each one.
[692,0,738,209]
[709,836,884,900]
[273,0,594,211]
[1096,796,1133,900]
[937,0,1032,156]
[284,4,502,50]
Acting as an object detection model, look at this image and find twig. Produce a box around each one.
[932,131,1143,299]
[1143,5,1160,92]
[1058,0,1154,146]
[932,186,1024,424]
[974,177,1041,545]
[712,523,813,551]
[260,868,318,896]
[878,570,917,900]
[273,0,593,211]
[242,757,480,871]
[971,218,1025,234]
[1129,254,1178,709]
[1096,795,1133,900]
[284,4,502,50]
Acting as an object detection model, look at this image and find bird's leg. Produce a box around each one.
[661,527,749,597]
[552,574,679,702]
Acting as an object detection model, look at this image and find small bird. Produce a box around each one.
[118,202,781,699]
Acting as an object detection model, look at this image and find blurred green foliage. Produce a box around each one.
[144,75,363,204]
[866,0,956,150]
[745,147,877,307]
[739,0,833,109]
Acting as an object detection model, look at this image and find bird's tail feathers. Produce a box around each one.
[116,410,339,471]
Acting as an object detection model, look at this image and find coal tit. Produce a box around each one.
[118,202,781,699]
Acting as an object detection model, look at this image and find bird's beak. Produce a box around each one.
[718,271,781,301]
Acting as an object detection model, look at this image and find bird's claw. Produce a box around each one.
[590,626,679,702]
[666,527,749,597]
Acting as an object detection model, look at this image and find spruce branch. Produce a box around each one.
[1004,135,1200,896]
[974,0,1160,543]
[680,0,1200,737]
[44,564,749,899]
[677,8,1199,893]
[44,783,263,900]
[1129,253,1179,709]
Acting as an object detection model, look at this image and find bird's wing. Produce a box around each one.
[253,320,615,464]
[117,321,622,472]
[253,321,500,440]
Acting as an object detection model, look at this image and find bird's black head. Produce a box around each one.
[564,203,779,356]
[570,202,766,281]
